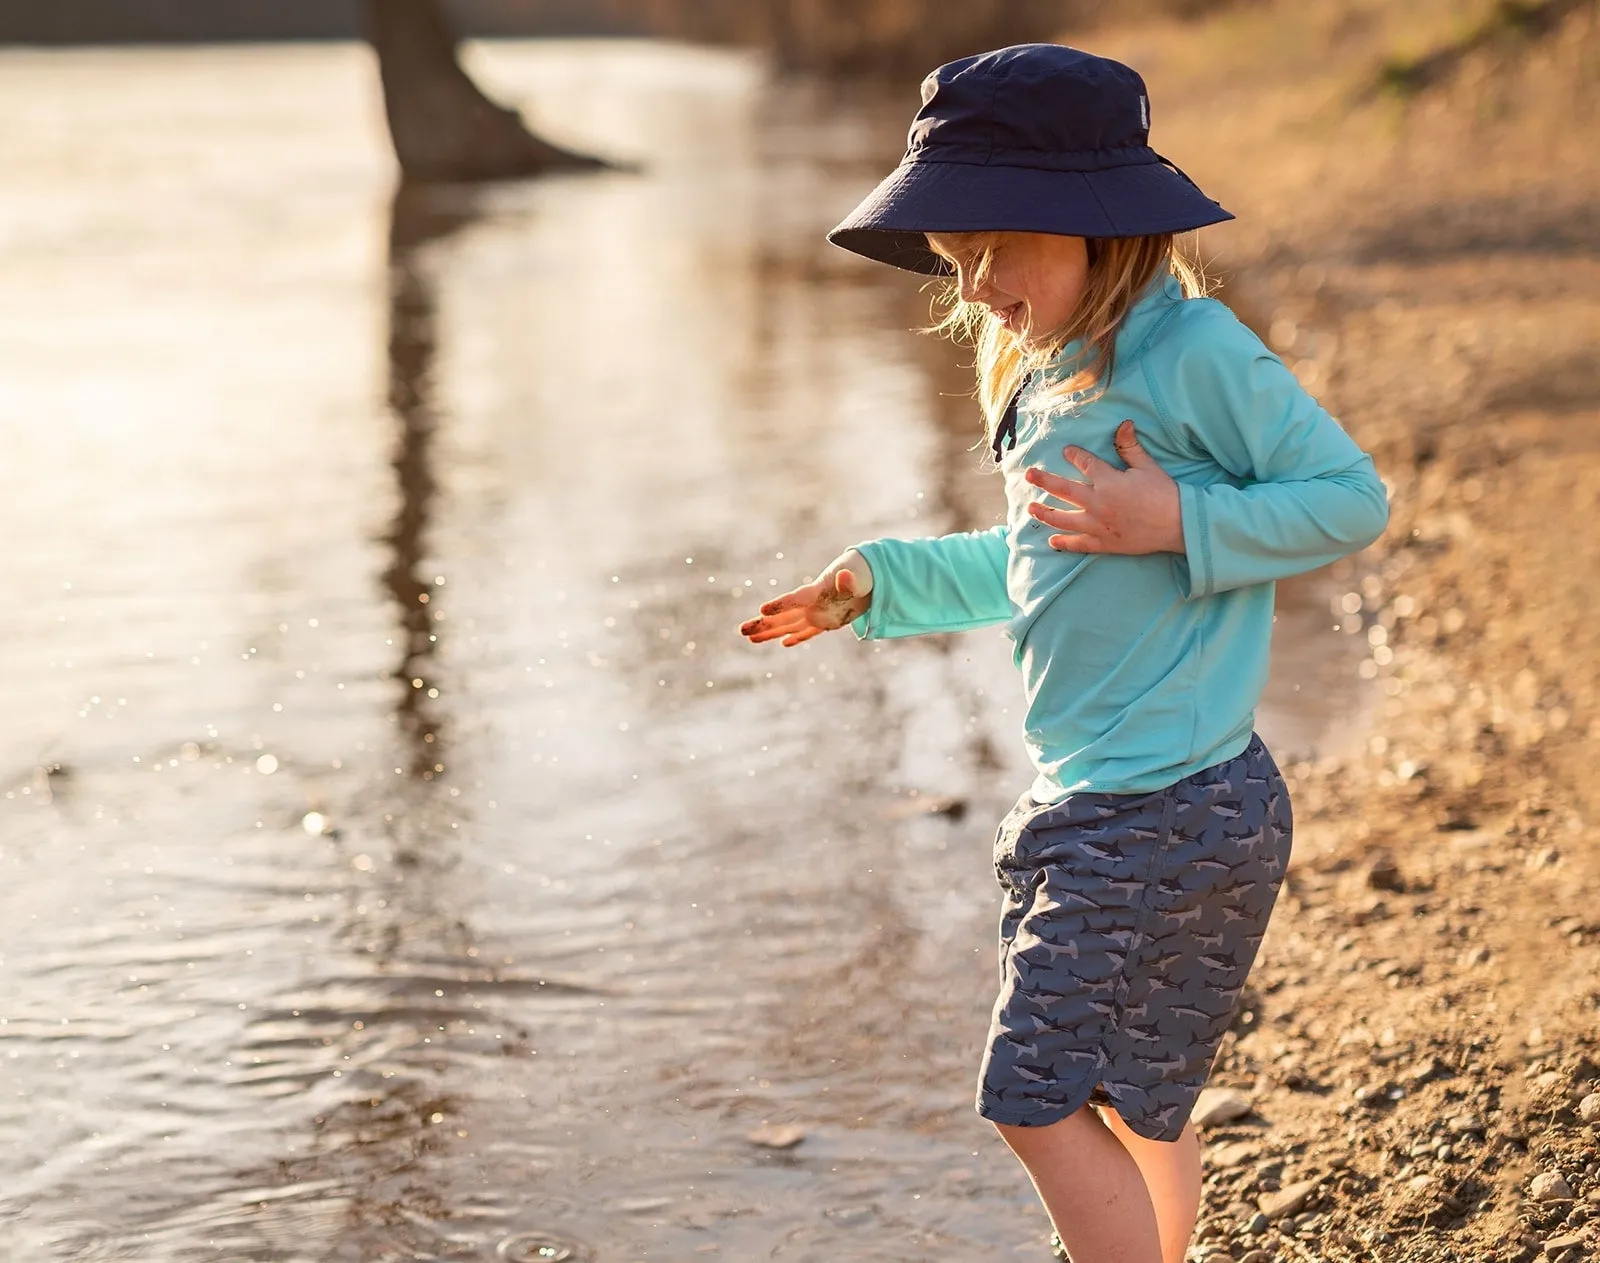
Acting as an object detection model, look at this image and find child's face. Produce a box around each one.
[926,231,1090,349]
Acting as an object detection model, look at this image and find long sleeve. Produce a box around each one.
[849,524,1012,639]
[1148,303,1390,598]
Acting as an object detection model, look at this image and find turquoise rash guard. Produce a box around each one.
[849,273,1391,802]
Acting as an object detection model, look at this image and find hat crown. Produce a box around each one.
[824,41,1232,275]
[909,44,1152,169]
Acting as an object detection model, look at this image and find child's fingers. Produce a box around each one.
[781,626,824,647]
[1112,420,1158,470]
[746,621,808,644]
[1049,532,1105,553]
[759,583,822,616]
[833,568,858,597]
[1063,445,1115,483]
[742,608,809,640]
[1028,501,1098,534]
[1025,465,1094,507]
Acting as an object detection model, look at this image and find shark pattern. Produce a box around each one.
[980,734,1292,1144]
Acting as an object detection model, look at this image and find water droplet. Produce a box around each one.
[302,812,326,835]
[497,1232,592,1262]
[255,754,278,775]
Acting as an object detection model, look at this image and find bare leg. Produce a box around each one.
[995,1107,1164,1263]
[1092,1105,1202,1263]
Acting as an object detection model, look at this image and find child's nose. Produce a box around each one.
[958,269,986,304]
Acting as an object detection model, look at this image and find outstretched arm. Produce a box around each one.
[739,526,1012,649]
[850,525,1011,639]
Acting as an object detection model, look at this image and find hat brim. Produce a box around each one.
[827,157,1234,275]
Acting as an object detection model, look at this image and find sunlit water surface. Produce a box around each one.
[0,41,1369,1262]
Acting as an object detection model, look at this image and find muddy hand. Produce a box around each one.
[1024,420,1184,555]
[739,566,870,648]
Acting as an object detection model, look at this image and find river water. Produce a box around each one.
[0,41,1369,1262]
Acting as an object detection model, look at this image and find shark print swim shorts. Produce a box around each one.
[977,733,1293,1142]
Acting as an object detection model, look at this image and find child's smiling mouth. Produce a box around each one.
[993,301,1026,331]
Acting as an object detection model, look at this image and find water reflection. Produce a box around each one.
[383,182,464,785]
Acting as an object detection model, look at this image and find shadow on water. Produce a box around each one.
[383,182,463,788]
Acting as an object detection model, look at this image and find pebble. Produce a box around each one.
[1366,852,1405,892]
[1193,1087,1254,1127]
[1543,1235,1584,1255]
[1349,897,1390,925]
[745,1123,806,1149]
[1404,1055,1448,1084]
[1530,1171,1574,1202]
[1259,1179,1318,1220]
[1578,1092,1600,1123]
[1237,1252,1272,1263]
[1447,1112,1485,1134]
[1241,1211,1269,1235]
[1207,1140,1260,1169]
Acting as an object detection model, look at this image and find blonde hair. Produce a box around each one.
[930,233,1208,449]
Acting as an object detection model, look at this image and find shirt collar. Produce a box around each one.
[1039,269,1182,380]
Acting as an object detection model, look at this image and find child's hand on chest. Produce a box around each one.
[1009,418,1185,557]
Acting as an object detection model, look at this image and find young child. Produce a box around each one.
[738,44,1388,1263]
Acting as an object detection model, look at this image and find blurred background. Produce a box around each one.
[1,2,1595,1261]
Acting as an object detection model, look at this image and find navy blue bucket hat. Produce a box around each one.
[828,44,1232,275]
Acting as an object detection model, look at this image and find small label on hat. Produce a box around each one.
[1139,94,1149,130]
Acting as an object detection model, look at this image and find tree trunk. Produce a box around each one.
[362,0,605,182]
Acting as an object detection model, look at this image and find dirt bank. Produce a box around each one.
[1084,4,1600,1260]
